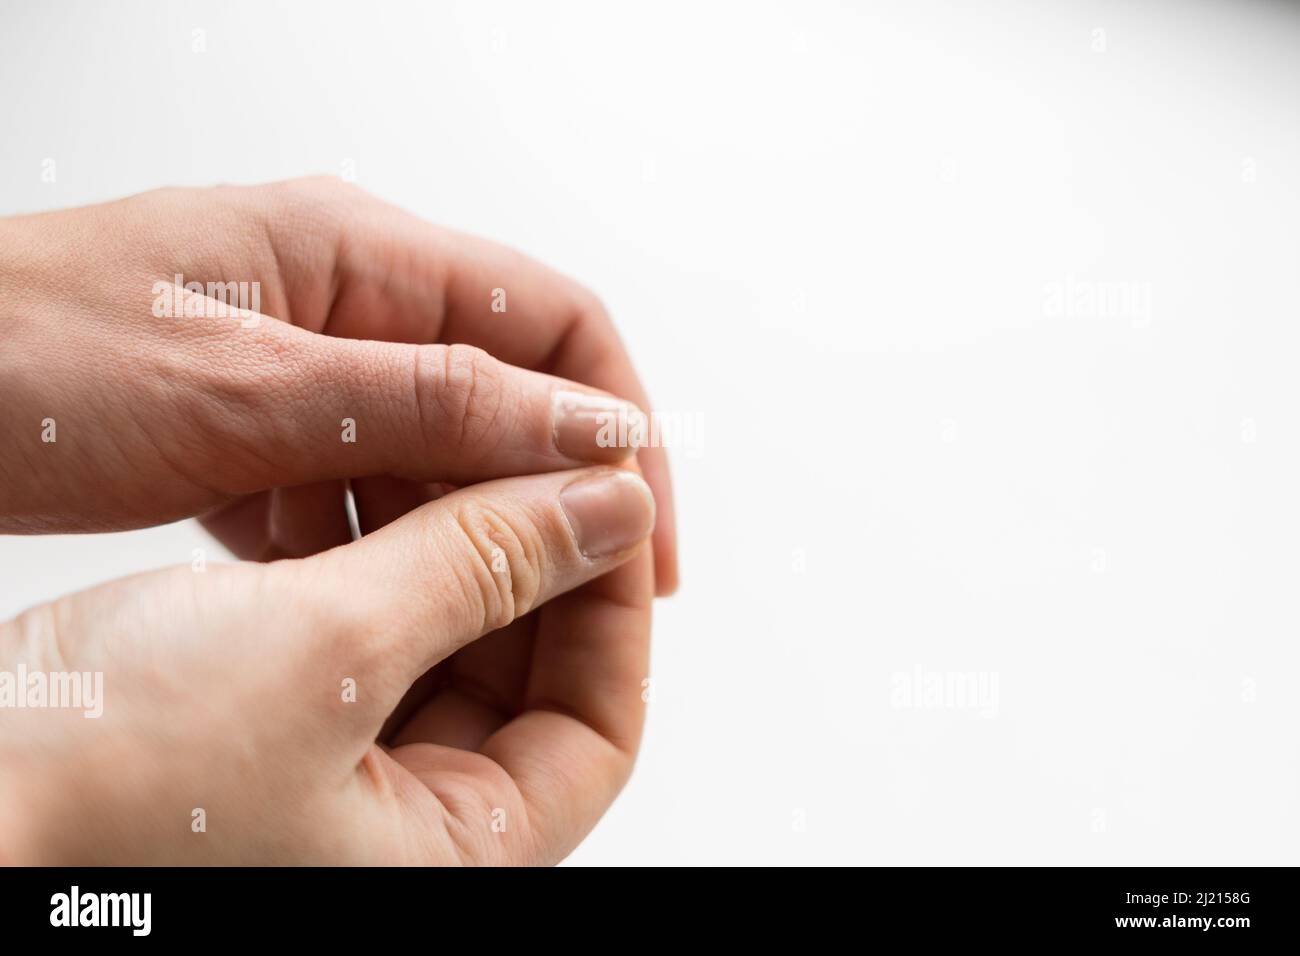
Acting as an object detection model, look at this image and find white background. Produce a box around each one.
[2,0,1298,864]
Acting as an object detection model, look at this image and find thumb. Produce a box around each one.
[192,319,644,492]
[307,466,655,715]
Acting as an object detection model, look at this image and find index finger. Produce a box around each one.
[480,543,654,862]
[441,242,679,596]
[291,185,678,595]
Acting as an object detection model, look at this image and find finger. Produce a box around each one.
[386,618,534,750]
[381,462,655,862]
[266,481,353,558]
[199,475,451,562]
[417,241,678,594]
[198,491,273,559]
[310,467,655,718]
[199,482,354,561]
[420,241,679,595]
[176,313,644,496]
[475,544,653,863]
[265,181,678,594]
[350,476,447,534]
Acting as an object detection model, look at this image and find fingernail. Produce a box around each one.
[552,390,646,461]
[560,471,656,559]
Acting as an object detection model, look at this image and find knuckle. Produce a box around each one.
[448,499,544,633]
[9,600,70,675]
[566,286,621,362]
[263,177,370,242]
[422,344,509,455]
[125,185,187,210]
[569,285,611,327]
[274,174,367,205]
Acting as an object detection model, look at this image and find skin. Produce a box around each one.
[0,179,674,863]
[2,467,655,864]
[0,176,677,588]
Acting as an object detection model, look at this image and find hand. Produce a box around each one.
[1,467,653,865]
[0,178,677,592]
